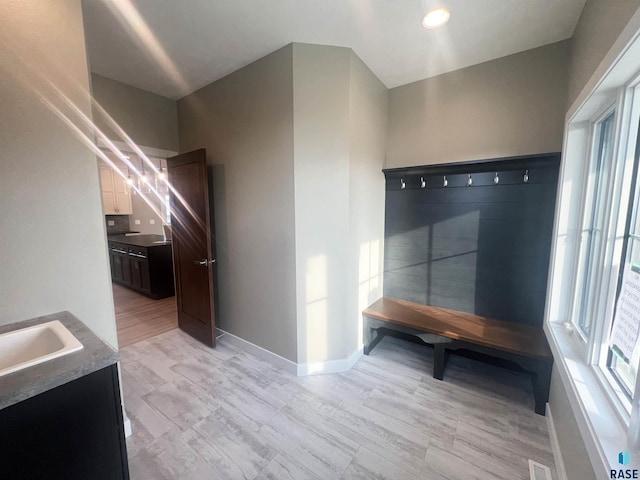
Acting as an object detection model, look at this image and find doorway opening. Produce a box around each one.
[99,140,180,348]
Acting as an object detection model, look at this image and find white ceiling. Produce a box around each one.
[82,0,587,100]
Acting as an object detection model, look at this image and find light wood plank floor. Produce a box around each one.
[113,284,177,348]
[120,330,558,480]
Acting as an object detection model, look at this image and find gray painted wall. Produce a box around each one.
[386,41,570,169]
[0,0,118,347]
[130,193,165,235]
[178,45,298,362]
[567,0,640,107]
[177,43,387,366]
[346,54,388,356]
[292,44,388,365]
[90,73,179,152]
[293,44,352,364]
[549,365,596,480]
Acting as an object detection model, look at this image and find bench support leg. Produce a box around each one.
[363,318,385,355]
[433,343,449,380]
[532,360,553,415]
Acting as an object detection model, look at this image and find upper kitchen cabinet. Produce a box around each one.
[100,161,132,215]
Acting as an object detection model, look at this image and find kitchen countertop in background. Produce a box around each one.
[0,311,119,410]
[107,234,170,248]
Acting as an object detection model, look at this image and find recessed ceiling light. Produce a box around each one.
[422,8,450,29]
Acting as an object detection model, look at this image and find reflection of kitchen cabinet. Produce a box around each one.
[100,162,132,215]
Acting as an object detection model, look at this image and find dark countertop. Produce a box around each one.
[0,311,119,410]
[108,234,171,248]
[107,231,139,237]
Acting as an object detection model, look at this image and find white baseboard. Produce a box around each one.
[296,347,363,376]
[216,329,363,377]
[217,329,298,375]
[546,402,568,480]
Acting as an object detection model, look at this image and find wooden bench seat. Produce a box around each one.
[363,297,553,415]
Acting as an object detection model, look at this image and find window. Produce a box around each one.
[607,117,640,396]
[572,110,616,339]
[555,76,640,442]
[566,90,640,411]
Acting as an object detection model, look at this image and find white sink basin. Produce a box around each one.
[0,320,83,377]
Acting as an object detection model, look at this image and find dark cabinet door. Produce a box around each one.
[130,257,151,292]
[121,253,131,285]
[114,252,131,284]
[140,259,150,291]
[111,243,131,285]
[0,365,130,480]
[109,240,174,299]
[129,247,150,293]
[130,257,141,289]
[108,243,116,279]
[112,251,124,283]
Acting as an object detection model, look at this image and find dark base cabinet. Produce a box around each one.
[0,365,130,480]
[108,236,175,299]
[111,244,131,285]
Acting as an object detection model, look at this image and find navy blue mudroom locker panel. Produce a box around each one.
[382,153,561,326]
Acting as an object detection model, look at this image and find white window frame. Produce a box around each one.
[568,104,618,344]
[563,86,637,422]
[592,83,640,408]
[545,10,640,479]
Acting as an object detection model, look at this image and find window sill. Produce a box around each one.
[545,321,629,478]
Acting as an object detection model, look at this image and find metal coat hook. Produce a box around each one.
[420,177,426,189]
[524,170,529,183]
[467,174,473,186]
[494,172,499,184]
[400,178,406,190]
[443,176,448,187]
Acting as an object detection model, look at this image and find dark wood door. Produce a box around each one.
[167,149,217,347]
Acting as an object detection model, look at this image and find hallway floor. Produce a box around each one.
[113,284,177,348]
[121,330,557,480]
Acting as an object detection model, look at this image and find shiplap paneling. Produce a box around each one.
[383,153,560,326]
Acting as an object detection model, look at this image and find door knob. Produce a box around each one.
[194,258,216,266]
